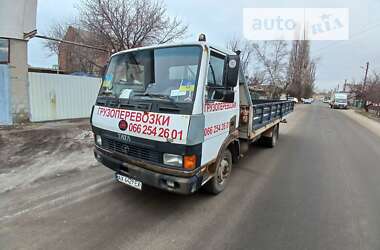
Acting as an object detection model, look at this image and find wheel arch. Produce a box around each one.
[227,140,240,163]
[208,130,239,175]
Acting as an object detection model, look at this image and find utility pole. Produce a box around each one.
[362,62,369,111]
[363,62,369,86]
[343,79,347,92]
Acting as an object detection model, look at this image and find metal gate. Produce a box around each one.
[28,73,101,122]
[0,65,12,125]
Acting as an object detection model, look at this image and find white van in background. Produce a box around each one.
[330,93,348,109]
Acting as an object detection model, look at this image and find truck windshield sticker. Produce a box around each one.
[102,74,113,88]
[119,89,132,99]
[179,80,195,92]
[170,89,187,97]
[179,85,195,92]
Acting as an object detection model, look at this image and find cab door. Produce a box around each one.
[201,50,239,165]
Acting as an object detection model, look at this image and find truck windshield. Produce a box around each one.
[336,99,346,103]
[99,46,202,104]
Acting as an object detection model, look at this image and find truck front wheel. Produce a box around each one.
[204,149,232,194]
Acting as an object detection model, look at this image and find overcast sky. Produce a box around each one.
[28,0,380,91]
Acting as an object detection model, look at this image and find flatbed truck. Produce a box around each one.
[91,36,294,194]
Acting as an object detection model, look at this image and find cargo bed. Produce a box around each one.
[252,100,294,130]
[238,97,294,140]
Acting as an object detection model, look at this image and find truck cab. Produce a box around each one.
[91,37,293,194]
[331,93,348,109]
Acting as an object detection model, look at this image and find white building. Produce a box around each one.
[0,0,37,125]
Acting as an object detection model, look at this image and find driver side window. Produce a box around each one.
[206,52,225,101]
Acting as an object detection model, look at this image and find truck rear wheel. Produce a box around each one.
[260,124,279,148]
[204,149,232,194]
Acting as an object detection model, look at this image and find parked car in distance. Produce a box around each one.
[288,97,299,103]
[303,98,313,104]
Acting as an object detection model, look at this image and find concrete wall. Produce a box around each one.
[9,39,29,123]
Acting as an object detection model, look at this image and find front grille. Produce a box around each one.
[101,137,161,163]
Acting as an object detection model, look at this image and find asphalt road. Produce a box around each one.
[2,103,380,250]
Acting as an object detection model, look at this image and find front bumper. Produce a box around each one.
[334,104,347,109]
[94,147,204,194]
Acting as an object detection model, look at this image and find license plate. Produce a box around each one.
[115,173,142,190]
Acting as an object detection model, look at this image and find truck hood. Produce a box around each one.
[91,105,190,144]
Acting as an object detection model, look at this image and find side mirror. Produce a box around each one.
[223,54,240,88]
[214,89,235,103]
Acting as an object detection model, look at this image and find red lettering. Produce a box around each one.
[110,109,115,118]
[115,109,120,119]
[96,107,178,129]
[130,112,136,121]
[156,115,162,126]
[149,114,155,124]
[98,107,104,115]
[204,102,237,112]
[142,113,149,123]
[162,115,170,126]
[120,110,126,120]
[135,112,142,122]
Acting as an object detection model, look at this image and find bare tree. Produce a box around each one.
[352,71,380,114]
[251,41,289,97]
[247,72,266,85]
[287,40,317,98]
[45,0,188,74]
[77,0,187,50]
[302,60,317,98]
[44,21,75,56]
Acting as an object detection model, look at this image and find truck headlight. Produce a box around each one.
[96,135,102,146]
[163,154,183,167]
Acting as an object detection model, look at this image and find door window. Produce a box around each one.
[206,52,225,101]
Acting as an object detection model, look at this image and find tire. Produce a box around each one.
[260,124,279,148]
[204,149,233,195]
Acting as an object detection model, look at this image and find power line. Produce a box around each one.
[34,34,111,53]
[312,21,380,57]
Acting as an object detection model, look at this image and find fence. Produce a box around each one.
[369,104,380,117]
[28,73,101,122]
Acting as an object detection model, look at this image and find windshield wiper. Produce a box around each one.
[134,93,170,100]
[133,93,179,107]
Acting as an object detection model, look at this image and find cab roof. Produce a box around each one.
[111,42,236,58]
